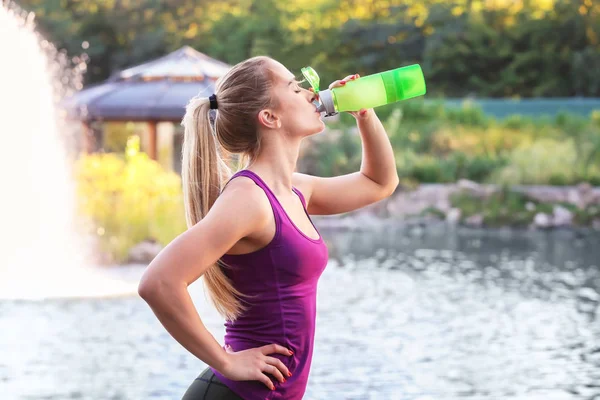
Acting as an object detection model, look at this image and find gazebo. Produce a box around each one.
[62,46,231,162]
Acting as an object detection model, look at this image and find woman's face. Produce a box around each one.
[266,60,325,137]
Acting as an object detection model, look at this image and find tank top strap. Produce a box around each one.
[291,187,307,209]
[231,170,282,209]
[221,169,285,232]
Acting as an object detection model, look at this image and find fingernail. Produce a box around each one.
[340,81,346,85]
[288,372,292,377]
[360,109,367,116]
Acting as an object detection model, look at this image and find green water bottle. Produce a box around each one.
[301,64,426,116]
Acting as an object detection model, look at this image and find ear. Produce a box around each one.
[258,109,281,130]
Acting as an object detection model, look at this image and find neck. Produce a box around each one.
[246,129,302,194]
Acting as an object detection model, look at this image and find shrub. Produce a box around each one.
[491,139,577,185]
[74,136,186,263]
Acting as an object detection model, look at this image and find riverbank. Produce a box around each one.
[124,182,600,264]
[312,181,600,231]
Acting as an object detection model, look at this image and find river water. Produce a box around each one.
[1,225,599,399]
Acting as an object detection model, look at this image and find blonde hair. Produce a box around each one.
[180,56,276,321]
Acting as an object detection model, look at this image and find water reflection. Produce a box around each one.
[309,226,600,399]
[1,227,599,399]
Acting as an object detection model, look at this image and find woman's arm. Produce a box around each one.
[355,108,399,189]
[138,178,272,374]
[293,74,399,216]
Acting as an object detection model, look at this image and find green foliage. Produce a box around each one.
[451,187,600,228]
[74,136,186,263]
[18,0,600,96]
[313,100,600,185]
[450,187,542,227]
[300,128,362,177]
[492,138,578,185]
[573,205,600,225]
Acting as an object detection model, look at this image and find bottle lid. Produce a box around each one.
[301,66,320,93]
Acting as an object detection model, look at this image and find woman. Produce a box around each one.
[138,56,399,400]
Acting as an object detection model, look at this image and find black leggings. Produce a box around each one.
[182,367,243,400]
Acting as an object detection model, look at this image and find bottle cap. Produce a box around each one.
[301,66,320,93]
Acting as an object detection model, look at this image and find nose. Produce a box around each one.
[308,88,319,102]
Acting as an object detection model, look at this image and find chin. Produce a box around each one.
[307,122,325,137]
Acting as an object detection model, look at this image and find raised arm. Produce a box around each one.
[293,110,399,215]
[293,74,399,216]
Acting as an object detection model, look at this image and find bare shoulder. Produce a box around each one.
[209,175,271,231]
[138,176,273,289]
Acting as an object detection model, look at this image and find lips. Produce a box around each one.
[312,101,321,114]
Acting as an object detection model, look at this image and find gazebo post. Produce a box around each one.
[81,121,93,153]
[148,120,158,160]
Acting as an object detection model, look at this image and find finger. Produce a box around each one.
[261,344,293,357]
[265,356,291,378]
[263,363,285,383]
[256,373,275,391]
[328,80,345,90]
[329,74,360,90]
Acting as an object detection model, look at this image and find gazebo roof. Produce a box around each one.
[62,46,231,121]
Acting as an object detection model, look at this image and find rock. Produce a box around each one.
[457,179,480,191]
[577,182,592,194]
[457,179,488,199]
[386,184,453,218]
[567,188,582,208]
[362,197,390,217]
[520,186,566,203]
[446,208,462,224]
[534,212,552,228]
[553,205,574,226]
[128,240,163,263]
[525,202,536,212]
[465,214,484,227]
[576,182,598,209]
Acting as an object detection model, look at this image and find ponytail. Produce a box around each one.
[180,56,276,321]
[181,95,248,321]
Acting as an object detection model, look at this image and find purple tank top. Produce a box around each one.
[209,169,329,400]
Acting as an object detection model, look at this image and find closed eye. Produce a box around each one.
[293,78,307,93]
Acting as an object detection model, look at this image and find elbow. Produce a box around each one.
[137,279,156,301]
[138,273,183,302]
[138,274,164,301]
[381,177,400,198]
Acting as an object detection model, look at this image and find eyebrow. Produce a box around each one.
[288,77,305,85]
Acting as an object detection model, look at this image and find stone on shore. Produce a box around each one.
[552,205,574,227]
[534,213,552,228]
[465,214,484,227]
